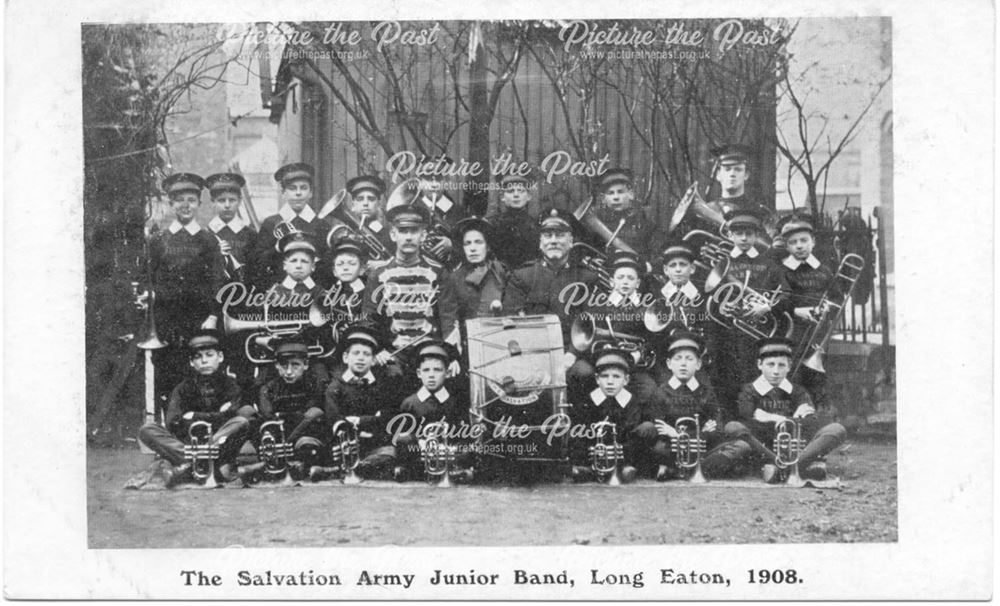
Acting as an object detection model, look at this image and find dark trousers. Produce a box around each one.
[138,415,251,467]
[722,419,846,473]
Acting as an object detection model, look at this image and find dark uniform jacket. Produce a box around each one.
[488,207,539,269]
[399,382,467,427]
[363,256,459,350]
[149,221,225,339]
[164,370,241,436]
[648,376,721,426]
[774,254,838,341]
[449,259,508,324]
[324,368,398,447]
[258,373,325,418]
[319,277,368,327]
[251,204,332,287]
[736,375,818,441]
[579,387,645,435]
[502,257,600,349]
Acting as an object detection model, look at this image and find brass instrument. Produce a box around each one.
[671,415,708,483]
[704,257,794,340]
[331,420,362,485]
[681,229,733,271]
[130,281,168,350]
[668,182,772,247]
[793,253,866,375]
[184,420,220,488]
[135,221,167,440]
[272,220,301,251]
[571,312,654,368]
[773,418,806,487]
[572,197,639,254]
[386,177,453,264]
[258,419,296,485]
[421,421,457,487]
[214,234,245,282]
[570,242,613,290]
[589,421,625,485]
[318,188,349,220]
[642,296,693,334]
[325,208,393,264]
[223,305,332,364]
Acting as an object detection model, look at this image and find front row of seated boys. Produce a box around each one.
[138,320,845,487]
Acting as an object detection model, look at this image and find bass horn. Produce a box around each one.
[386,177,453,264]
[667,182,727,235]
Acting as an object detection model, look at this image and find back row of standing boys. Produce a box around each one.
[138,145,844,484]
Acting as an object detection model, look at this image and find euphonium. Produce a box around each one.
[571,197,639,254]
[184,420,220,488]
[773,418,806,487]
[258,419,295,485]
[704,257,794,341]
[682,229,733,271]
[793,253,866,375]
[589,421,625,486]
[671,415,708,483]
[421,421,457,487]
[331,420,362,485]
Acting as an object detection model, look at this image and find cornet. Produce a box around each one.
[258,419,296,485]
[589,421,625,485]
[331,420,362,484]
[773,418,806,487]
[184,421,220,488]
[671,415,708,483]
[130,281,168,350]
[421,421,457,487]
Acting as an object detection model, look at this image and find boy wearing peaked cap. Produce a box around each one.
[320,238,369,328]
[488,173,540,269]
[591,167,658,259]
[325,174,394,260]
[726,337,846,483]
[392,341,473,483]
[205,172,255,283]
[137,329,255,487]
[251,162,332,287]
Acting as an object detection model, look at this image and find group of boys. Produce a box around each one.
[137,143,846,487]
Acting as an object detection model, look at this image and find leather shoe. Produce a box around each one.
[802,461,827,481]
[165,463,192,489]
[655,464,682,482]
[620,465,637,484]
[762,463,781,484]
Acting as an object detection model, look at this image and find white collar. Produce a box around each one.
[783,254,821,270]
[168,220,201,235]
[589,388,633,408]
[347,278,365,292]
[421,193,454,213]
[730,246,760,259]
[279,203,316,223]
[668,376,700,391]
[208,215,246,233]
[341,369,376,384]
[281,276,316,290]
[418,386,450,402]
[753,375,794,395]
[661,281,699,300]
[607,291,641,306]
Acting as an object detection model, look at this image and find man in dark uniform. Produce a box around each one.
[502,207,600,402]
[706,143,777,246]
[251,162,332,287]
[148,172,226,415]
[324,174,394,264]
[488,173,539,269]
[592,167,658,259]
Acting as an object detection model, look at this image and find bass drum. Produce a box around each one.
[465,315,570,471]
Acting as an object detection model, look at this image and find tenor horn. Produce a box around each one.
[184,420,220,488]
[773,418,806,487]
[258,419,296,485]
[671,415,708,483]
[572,197,638,254]
[793,253,866,375]
[589,421,625,486]
[421,421,457,487]
[331,420,362,485]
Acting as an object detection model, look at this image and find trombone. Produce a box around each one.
[671,415,708,483]
[589,421,625,485]
[793,253,866,375]
[773,418,806,487]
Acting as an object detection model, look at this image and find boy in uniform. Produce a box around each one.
[138,329,253,486]
[147,173,226,413]
[252,163,332,287]
[488,173,539,269]
[592,167,657,258]
[729,337,846,482]
[646,242,709,386]
[321,239,369,329]
[392,341,473,483]
[326,174,394,261]
[323,324,401,479]
[253,337,328,479]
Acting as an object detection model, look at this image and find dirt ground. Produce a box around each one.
[88,439,895,548]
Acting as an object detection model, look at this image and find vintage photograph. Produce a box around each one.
[81,17,899,548]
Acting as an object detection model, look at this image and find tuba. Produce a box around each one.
[773,418,806,487]
[671,415,708,483]
[421,421,457,487]
[704,257,794,341]
[793,253,866,375]
[184,420,220,488]
[589,421,625,485]
[258,419,296,485]
[570,312,653,367]
[331,420,362,485]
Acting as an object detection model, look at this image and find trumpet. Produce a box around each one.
[421,421,457,487]
[331,420,362,485]
[184,420,220,488]
[570,312,653,368]
[589,421,625,485]
[704,258,794,341]
[793,253,866,375]
[671,415,708,483]
[773,418,806,487]
[258,419,296,485]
